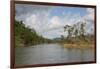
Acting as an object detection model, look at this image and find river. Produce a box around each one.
[15,44,94,66]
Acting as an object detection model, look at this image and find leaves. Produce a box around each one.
[15,20,52,47]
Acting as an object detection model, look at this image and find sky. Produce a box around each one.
[15,4,95,39]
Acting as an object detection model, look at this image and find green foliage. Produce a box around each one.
[15,20,52,47]
[63,22,94,44]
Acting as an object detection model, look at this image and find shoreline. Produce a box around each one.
[63,44,94,49]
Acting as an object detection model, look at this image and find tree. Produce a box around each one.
[79,22,86,40]
[15,20,52,47]
[64,25,74,40]
[61,35,64,40]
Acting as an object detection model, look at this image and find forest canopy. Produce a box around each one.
[15,20,52,47]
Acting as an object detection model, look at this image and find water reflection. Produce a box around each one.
[15,44,94,66]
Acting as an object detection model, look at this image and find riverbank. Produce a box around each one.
[63,44,94,49]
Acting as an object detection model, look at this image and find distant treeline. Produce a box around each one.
[15,20,94,47]
[15,20,52,47]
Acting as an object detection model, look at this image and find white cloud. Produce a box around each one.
[15,4,95,39]
[49,16,62,28]
[25,14,37,28]
[83,8,94,21]
[83,8,95,34]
